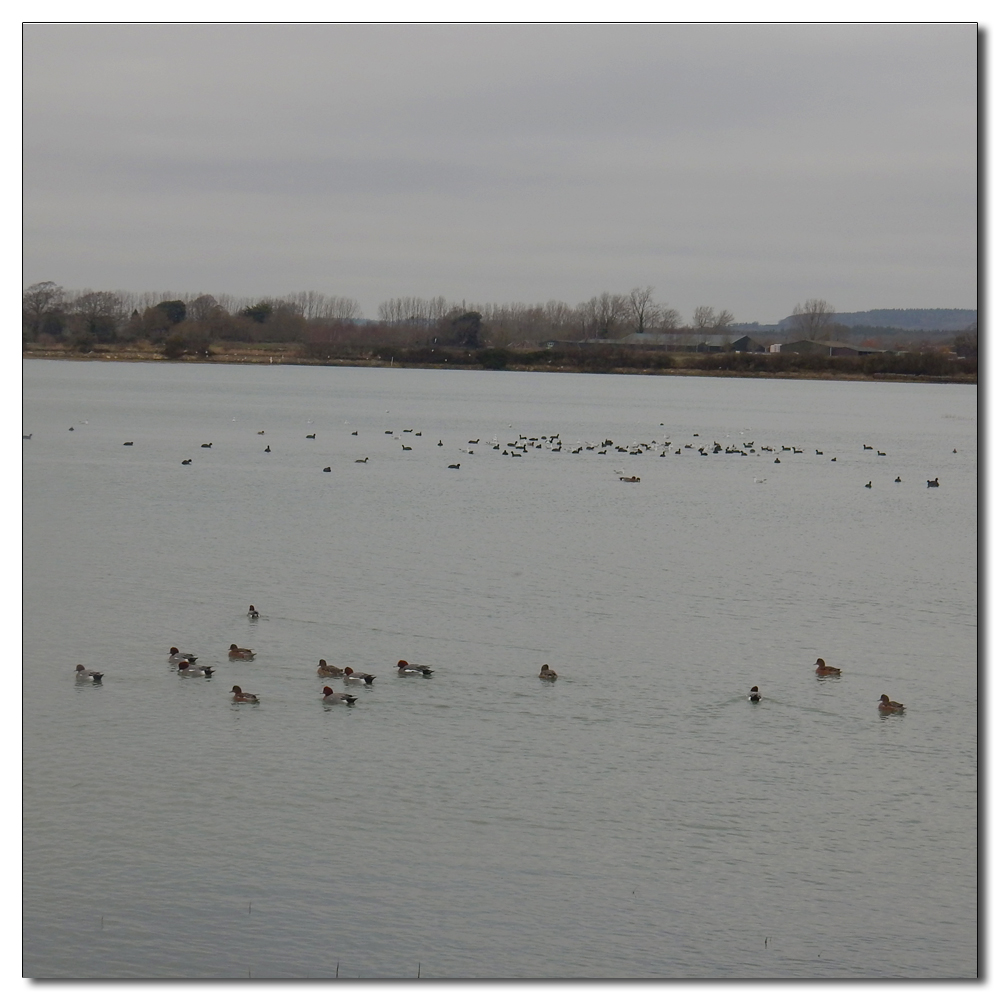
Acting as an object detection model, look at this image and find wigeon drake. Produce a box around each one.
[75,664,104,683]
[878,694,905,714]
[343,667,375,685]
[814,658,842,676]
[748,686,761,702]
[539,664,558,681]
[230,685,259,703]
[247,606,259,619]
[229,644,255,660]
[397,660,434,676]
[169,647,198,664]
[177,661,214,678]
[317,659,344,677]
[321,686,357,705]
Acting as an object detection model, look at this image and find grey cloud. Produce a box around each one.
[23,23,976,321]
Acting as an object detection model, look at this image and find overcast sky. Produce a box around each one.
[22,23,977,324]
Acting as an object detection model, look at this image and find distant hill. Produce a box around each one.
[776,309,976,331]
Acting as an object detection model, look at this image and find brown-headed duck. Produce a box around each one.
[229,644,255,660]
[397,660,434,676]
[814,658,842,676]
[343,667,375,685]
[878,694,905,714]
[539,664,558,681]
[230,685,259,703]
[321,686,357,705]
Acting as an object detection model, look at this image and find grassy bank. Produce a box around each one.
[21,341,977,384]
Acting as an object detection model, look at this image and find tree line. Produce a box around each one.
[22,283,976,364]
[22,282,740,354]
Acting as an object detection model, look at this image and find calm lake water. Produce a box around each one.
[22,360,977,979]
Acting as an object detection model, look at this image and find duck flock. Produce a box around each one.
[24,421,950,490]
[71,608,906,715]
[40,419,944,712]
[328,425,944,489]
[744,658,905,714]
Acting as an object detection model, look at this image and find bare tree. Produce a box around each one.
[692,306,718,330]
[692,306,735,332]
[543,300,575,331]
[287,291,361,322]
[70,291,128,339]
[580,292,629,339]
[657,307,681,331]
[23,281,65,340]
[790,299,836,340]
[378,296,450,325]
[627,286,656,333]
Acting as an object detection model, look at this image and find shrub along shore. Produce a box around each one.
[21,341,977,384]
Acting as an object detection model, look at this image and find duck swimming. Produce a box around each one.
[229,644,255,660]
[878,694,905,713]
[539,664,558,681]
[317,659,344,677]
[343,667,375,685]
[321,686,357,705]
[230,685,259,703]
[814,658,842,676]
[177,661,214,678]
[247,605,259,619]
[75,664,104,683]
[169,647,198,664]
[396,660,433,676]
[748,685,761,702]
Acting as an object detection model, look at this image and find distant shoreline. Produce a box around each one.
[21,347,977,385]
